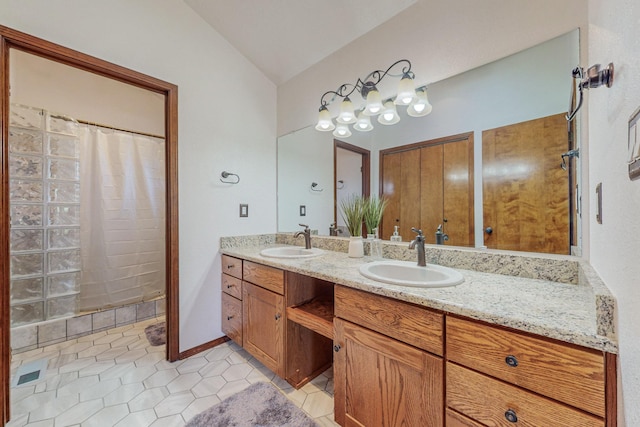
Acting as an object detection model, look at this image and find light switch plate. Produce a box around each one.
[300,205,306,216]
[239,204,248,217]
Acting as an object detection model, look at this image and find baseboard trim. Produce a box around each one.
[178,336,230,360]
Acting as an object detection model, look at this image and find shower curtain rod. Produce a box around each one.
[76,119,165,140]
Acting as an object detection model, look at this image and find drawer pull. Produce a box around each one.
[227,315,234,321]
[505,355,519,367]
[274,313,282,321]
[333,344,341,353]
[226,264,235,269]
[226,284,234,289]
[504,409,518,423]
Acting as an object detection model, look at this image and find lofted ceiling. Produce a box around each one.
[184,0,417,85]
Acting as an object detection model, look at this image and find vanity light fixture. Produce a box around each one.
[315,59,432,136]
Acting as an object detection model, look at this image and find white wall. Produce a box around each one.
[588,0,640,424]
[10,49,165,136]
[278,0,588,136]
[1,0,277,352]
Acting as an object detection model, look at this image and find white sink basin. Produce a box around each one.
[260,247,324,259]
[359,260,464,288]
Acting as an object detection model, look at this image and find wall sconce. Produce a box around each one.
[316,59,432,137]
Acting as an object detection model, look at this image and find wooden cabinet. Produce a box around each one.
[243,281,285,376]
[221,255,243,346]
[333,285,443,427]
[221,255,617,427]
[221,257,332,387]
[446,316,613,426]
[241,261,285,377]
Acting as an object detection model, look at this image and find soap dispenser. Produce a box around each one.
[390,225,402,242]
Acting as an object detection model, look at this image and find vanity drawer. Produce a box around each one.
[222,255,242,279]
[243,261,284,294]
[222,274,242,299]
[446,316,605,417]
[445,409,485,427]
[221,292,243,346]
[334,285,443,356]
[446,363,604,427]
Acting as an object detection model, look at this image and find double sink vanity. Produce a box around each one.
[220,233,617,427]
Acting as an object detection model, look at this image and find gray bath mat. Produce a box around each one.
[144,322,166,346]
[185,382,319,427]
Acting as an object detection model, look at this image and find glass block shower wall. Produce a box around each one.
[9,104,81,327]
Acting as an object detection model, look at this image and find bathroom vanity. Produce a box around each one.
[220,236,617,427]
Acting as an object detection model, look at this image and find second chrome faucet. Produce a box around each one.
[294,223,312,249]
[408,227,426,266]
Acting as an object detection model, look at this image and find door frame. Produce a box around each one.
[333,140,370,228]
[1,25,180,423]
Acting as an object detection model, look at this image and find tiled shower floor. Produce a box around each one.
[8,317,338,426]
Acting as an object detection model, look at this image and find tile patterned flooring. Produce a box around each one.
[8,317,339,426]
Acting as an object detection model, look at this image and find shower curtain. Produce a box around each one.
[78,126,165,311]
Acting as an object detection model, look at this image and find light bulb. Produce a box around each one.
[407,88,432,118]
[354,111,373,132]
[395,73,416,106]
[363,85,383,116]
[377,100,400,125]
[336,96,356,124]
[315,105,335,131]
[333,124,352,138]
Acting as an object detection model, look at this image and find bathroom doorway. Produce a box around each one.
[1,26,179,424]
[334,140,370,235]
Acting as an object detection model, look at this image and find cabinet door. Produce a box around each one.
[221,292,242,346]
[334,318,443,427]
[242,281,284,377]
[380,149,421,240]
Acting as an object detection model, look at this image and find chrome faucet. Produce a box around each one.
[294,223,312,249]
[329,222,342,236]
[408,227,426,266]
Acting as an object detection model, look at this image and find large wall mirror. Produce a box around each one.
[277,29,580,255]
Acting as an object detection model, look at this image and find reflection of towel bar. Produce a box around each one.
[337,180,345,190]
[220,171,240,184]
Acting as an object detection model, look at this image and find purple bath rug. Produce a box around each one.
[185,381,318,427]
[144,322,166,346]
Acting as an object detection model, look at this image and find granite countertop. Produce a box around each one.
[221,242,618,354]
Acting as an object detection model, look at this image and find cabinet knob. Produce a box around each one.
[227,315,234,321]
[505,355,519,367]
[274,313,281,321]
[333,344,341,353]
[504,409,518,423]
[485,226,493,235]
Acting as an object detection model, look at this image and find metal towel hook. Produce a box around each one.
[310,182,324,192]
[566,63,614,122]
[220,171,240,184]
[561,148,580,171]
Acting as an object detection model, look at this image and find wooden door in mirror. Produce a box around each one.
[483,113,569,254]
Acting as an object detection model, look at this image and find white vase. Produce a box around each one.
[348,236,364,258]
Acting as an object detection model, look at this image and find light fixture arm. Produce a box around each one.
[318,59,414,108]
